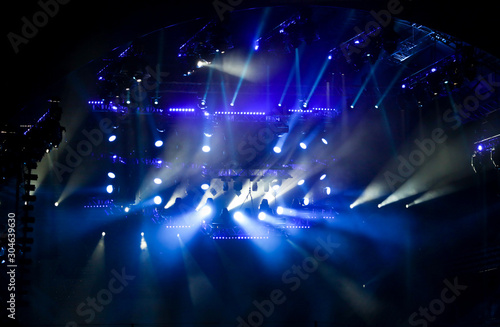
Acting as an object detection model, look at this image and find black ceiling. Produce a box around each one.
[3,0,500,124]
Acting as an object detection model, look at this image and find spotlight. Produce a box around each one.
[273,146,282,154]
[477,145,483,152]
[177,233,180,237]
[202,145,211,152]
[201,205,212,217]
[154,178,162,185]
[297,179,305,186]
[234,211,244,221]
[153,196,162,205]
[299,142,307,149]
[102,232,106,236]
[230,102,234,107]
[276,206,284,215]
[204,132,213,137]
[377,203,382,208]
[324,187,331,195]
[106,185,114,194]
[303,197,310,206]
[271,179,281,191]
[155,140,164,147]
[201,183,210,190]
[258,212,266,220]
[54,202,59,207]
[124,207,130,212]
[108,172,116,179]
[349,203,355,209]
[320,174,326,180]
[141,232,144,236]
[108,135,117,142]
[321,138,328,145]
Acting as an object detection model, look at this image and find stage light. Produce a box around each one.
[321,138,328,145]
[328,54,332,60]
[276,206,284,215]
[102,232,106,236]
[106,185,113,194]
[177,233,180,237]
[141,232,144,236]
[324,187,331,195]
[299,142,307,149]
[201,183,210,190]
[154,196,162,205]
[54,202,59,207]
[230,102,234,107]
[254,44,259,51]
[320,174,326,180]
[349,203,355,209]
[108,135,117,142]
[154,178,162,185]
[271,179,281,191]
[477,145,483,151]
[303,197,310,206]
[124,207,130,212]
[401,84,406,89]
[273,146,282,154]
[258,212,266,220]
[202,145,211,152]
[377,203,382,208]
[108,172,116,179]
[297,179,305,186]
[201,205,212,217]
[234,211,244,221]
[204,132,213,137]
[155,140,164,147]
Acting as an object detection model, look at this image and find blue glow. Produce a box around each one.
[258,212,266,220]
[477,145,483,151]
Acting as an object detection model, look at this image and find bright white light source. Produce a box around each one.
[299,142,307,149]
[153,196,162,205]
[201,183,210,190]
[321,138,328,145]
[273,146,282,154]
[202,145,211,152]
[320,174,326,180]
[201,205,212,217]
[155,140,163,147]
[124,207,130,213]
[108,172,116,179]
[108,135,117,142]
[258,212,266,220]
[54,202,59,207]
[154,178,162,185]
[276,206,284,215]
[106,185,113,193]
[102,232,106,236]
[234,211,244,221]
[297,179,305,186]
[325,187,331,195]
[303,197,310,206]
